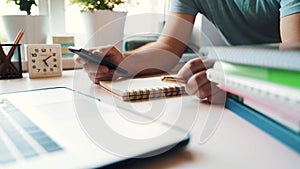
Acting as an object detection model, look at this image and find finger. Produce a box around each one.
[177,58,207,79]
[88,69,121,81]
[91,45,123,63]
[88,71,114,79]
[88,73,100,84]
[195,82,213,99]
[73,54,87,64]
[195,82,223,100]
[88,72,113,84]
[83,64,109,74]
[88,75,119,83]
[210,82,222,95]
[202,59,215,69]
[185,71,209,95]
[207,89,227,105]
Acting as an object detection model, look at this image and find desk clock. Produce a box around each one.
[26,44,62,78]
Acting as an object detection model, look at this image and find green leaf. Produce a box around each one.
[70,0,128,12]
[7,0,37,15]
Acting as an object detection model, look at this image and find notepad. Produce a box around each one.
[99,77,186,101]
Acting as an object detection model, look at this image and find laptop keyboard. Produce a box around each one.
[0,99,63,164]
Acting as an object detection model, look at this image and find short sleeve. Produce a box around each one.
[280,0,300,18]
[170,0,199,16]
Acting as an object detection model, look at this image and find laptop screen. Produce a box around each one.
[0,87,189,168]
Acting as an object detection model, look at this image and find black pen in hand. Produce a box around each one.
[68,46,128,75]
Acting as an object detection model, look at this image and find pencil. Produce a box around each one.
[0,29,24,74]
[7,29,24,58]
[161,75,187,84]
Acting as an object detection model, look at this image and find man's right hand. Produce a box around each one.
[73,45,126,83]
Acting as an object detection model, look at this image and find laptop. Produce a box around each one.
[0,87,189,169]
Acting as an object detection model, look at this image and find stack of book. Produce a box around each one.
[204,44,300,153]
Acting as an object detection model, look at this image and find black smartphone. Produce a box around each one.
[68,46,128,74]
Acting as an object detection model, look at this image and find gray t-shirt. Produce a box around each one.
[170,0,300,45]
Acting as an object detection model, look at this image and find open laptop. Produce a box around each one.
[0,87,189,169]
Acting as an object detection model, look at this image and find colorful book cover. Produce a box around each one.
[206,69,300,120]
[214,61,300,89]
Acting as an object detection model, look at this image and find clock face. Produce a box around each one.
[27,44,62,78]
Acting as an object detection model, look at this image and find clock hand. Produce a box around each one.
[43,55,52,67]
[44,55,52,61]
[43,60,49,67]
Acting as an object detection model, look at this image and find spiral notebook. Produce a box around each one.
[99,77,186,101]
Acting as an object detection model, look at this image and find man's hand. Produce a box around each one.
[73,45,126,83]
[177,58,226,104]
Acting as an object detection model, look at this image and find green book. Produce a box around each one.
[215,61,300,89]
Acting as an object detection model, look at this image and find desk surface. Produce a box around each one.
[1,70,300,169]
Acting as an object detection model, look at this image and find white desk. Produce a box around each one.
[1,70,300,169]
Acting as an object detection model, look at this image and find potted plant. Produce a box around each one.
[10,0,37,15]
[1,0,49,45]
[70,0,133,49]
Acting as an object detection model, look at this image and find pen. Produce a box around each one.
[68,46,128,75]
[161,75,187,84]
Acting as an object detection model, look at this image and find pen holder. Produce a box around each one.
[0,44,22,79]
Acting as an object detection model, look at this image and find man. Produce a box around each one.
[74,0,300,102]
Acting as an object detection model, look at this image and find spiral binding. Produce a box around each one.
[122,84,186,101]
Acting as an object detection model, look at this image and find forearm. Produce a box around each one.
[280,12,300,43]
[122,41,182,76]
[121,13,196,76]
